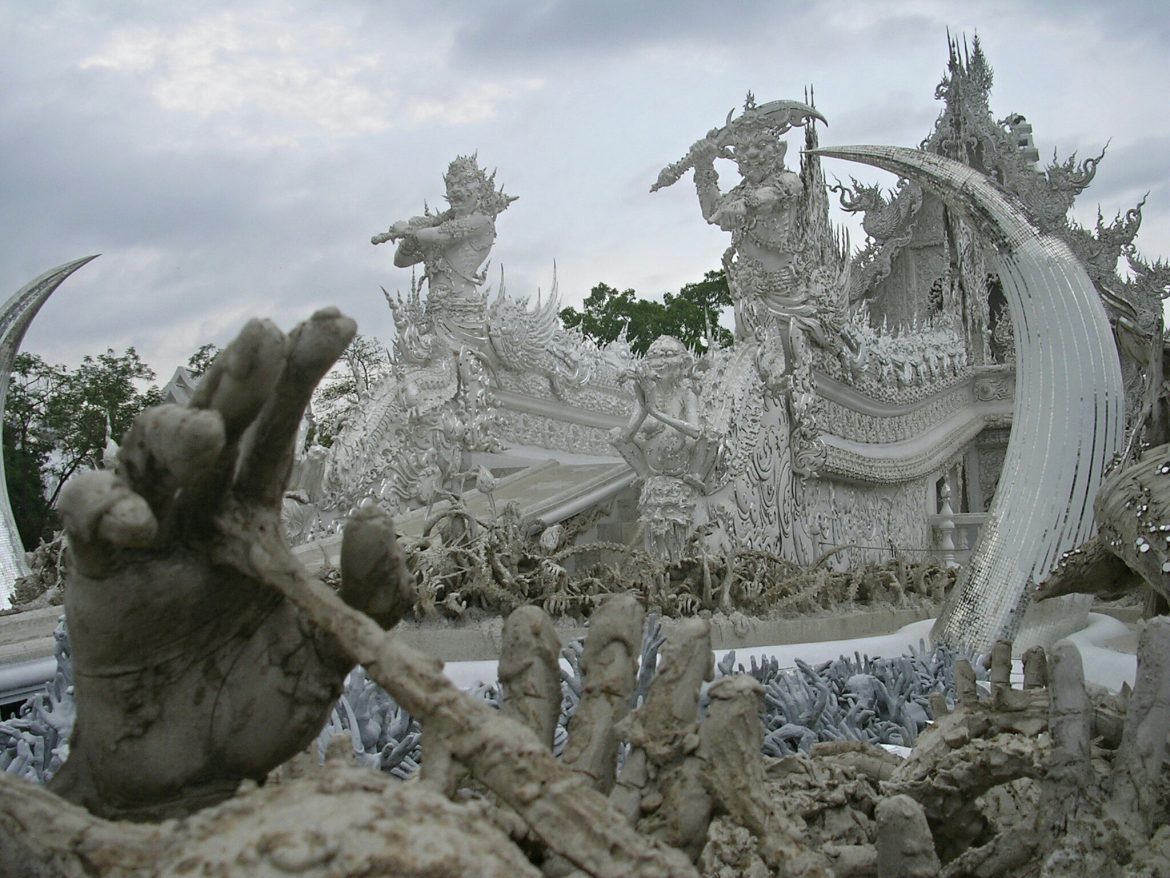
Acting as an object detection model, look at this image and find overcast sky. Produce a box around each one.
[2,0,1168,379]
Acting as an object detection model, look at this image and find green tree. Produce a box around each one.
[560,269,733,355]
[3,354,67,547]
[185,343,221,379]
[3,348,162,545]
[310,334,389,447]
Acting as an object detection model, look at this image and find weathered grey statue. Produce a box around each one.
[49,309,415,818]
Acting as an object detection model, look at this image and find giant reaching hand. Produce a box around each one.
[49,309,414,820]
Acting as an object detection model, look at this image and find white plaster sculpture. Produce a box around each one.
[654,95,835,349]
[638,98,841,565]
[319,155,624,512]
[372,154,516,352]
[611,336,719,562]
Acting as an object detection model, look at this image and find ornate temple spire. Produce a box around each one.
[929,32,996,172]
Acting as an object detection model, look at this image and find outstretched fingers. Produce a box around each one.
[234,308,355,506]
[171,319,289,519]
[190,319,288,442]
[116,405,226,525]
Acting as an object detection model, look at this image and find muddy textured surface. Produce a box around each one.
[2,312,1166,877]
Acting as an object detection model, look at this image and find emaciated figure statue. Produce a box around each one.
[373,154,516,351]
[612,336,718,563]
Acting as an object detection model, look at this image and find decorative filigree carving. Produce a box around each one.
[383,274,433,366]
[831,177,924,303]
[1005,147,1104,234]
[321,158,643,516]
[486,273,595,398]
[838,303,968,388]
[808,479,931,571]
[989,300,1016,364]
[972,367,1016,402]
[817,385,970,445]
[314,36,1150,602]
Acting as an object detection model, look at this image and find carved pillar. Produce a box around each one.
[936,477,959,569]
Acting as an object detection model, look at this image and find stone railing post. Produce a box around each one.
[937,478,959,569]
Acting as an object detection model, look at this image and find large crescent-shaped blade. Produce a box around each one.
[810,145,1125,654]
[0,256,99,608]
[752,98,828,129]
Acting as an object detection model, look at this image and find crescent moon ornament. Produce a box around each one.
[810,145,1125,655]
[0,256,99,608]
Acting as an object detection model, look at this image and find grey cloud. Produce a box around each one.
[2,0,1169,378]
[446,0,823,66]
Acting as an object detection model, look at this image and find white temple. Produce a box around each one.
[276,38,1157,654]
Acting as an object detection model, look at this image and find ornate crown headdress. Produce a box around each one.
[444,153,518,217]
[726,92,789,165]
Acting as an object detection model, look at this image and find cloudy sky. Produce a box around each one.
[2,0,1168,379]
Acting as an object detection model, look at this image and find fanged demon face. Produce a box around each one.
[733,135,788,185]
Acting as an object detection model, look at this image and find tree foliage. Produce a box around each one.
[559,269,734,355]
[185,343,221,379]
[3,348,162,546]
[310,334,390,447]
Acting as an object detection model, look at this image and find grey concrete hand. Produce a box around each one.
[49,309,414,820]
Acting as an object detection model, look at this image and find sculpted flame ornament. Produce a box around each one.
[486,271,593,397]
